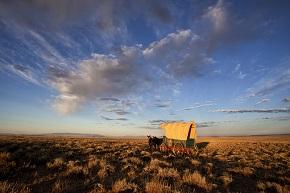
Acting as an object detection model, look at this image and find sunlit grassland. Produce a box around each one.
[0,135,289,193]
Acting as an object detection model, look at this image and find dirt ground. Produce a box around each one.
[0,135,289,193]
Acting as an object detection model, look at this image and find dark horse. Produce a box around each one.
[147,135,163,150]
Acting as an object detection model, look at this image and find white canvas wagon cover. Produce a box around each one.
[160,121,196,140]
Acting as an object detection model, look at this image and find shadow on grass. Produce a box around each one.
[196,142,209,149]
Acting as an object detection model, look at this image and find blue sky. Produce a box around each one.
[0,0,290,136]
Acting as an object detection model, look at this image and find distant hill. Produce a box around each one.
[42,133,105,138]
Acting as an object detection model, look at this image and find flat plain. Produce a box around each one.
[0,135,289,193]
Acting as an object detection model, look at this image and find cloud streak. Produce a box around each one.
[256,98,270,104]
[213,107,290,114]
[248,68,290,97]
[105,109,131,116]
[99,97,120,102]
[262,116,290,121]
[196,121,218,128]
[152,100,171,108]
[179,103,215,111]
[100,115,128,121]
[6,64,40,85]
[149,119,171,126]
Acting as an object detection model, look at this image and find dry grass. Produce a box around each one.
[190,159,200,167]
[256,181,290,193]
[218,173,232,187]
[111,179,137,192]
[157,168,180,180]
[47,157,65,169]
[145,180,172,193]
[51,180,68,193]
[0,135,289,193]
[144,159,171,172]
[0,181,30,193]
[182,170,212,192]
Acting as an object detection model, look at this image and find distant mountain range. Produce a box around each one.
[44,133,105,137]
[0,133,105,138]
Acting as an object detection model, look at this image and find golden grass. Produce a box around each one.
[0,135,289,193]
[157,168,180,180]
[111,179,137,193]
[190,159,200,167]
[145,180,172,193]
[144,159,171,172]
[182,171,212,192]
[218,173,232,187]
[47,157,64,169]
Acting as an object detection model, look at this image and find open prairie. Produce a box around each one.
[0,135,289,193]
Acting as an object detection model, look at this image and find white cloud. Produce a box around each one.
[50,46,147,114]
[203,0,261,52]
[53,94,84,115]
[238,71,247,79]
[256,98,270,104]
[213,69,222,74]
[143,30,192,57]
[231,63,246,79]
[144,29,214,76]
[205,0,227,33]
[232,63,240,73]
[48,29,219,114]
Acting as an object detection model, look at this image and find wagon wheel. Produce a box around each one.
[192,145,198,154]
[188,148,197,155]
[184,148,191,155]
[185,144,198,155]
[172,143,184,155]
[159,143,168,152]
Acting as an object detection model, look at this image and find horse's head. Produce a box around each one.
[147,135,151,139]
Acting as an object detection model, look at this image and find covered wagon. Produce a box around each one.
[160,121,197,154]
